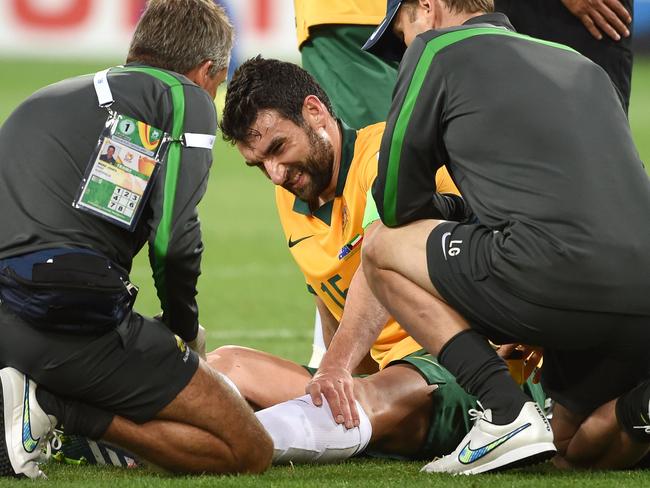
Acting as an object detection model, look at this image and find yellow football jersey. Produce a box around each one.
[275,122,459,369]
[294,0,387,47]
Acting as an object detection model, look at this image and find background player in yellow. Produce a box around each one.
[294,0,398,129]
[212,56,544,464]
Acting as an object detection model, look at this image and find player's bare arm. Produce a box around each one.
[306,221,390,429]
[315,296,379,375]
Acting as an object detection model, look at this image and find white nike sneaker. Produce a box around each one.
[0,368,59,479]
[422,401,556,475]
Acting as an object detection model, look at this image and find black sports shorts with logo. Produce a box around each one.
[0,306,198,423]
[426,221,650,415]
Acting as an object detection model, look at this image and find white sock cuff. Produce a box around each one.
[353,399,372,455]
[256,394,373,465]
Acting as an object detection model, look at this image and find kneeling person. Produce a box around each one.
[0,0,271,478]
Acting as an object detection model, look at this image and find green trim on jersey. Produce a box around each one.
[383,27,578,226]
[111,66,186,306]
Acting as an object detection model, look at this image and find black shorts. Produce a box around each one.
[427,222,650,415]
[0,305,198,423]
[495,0,633,111]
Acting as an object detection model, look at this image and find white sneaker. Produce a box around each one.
[0,368,59,479]
[422,401,556,475]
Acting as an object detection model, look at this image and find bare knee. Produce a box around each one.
[229,425,273,474]
[352,366,432,418]
[550,402,584,458]
[199,419,272,474]
[552,399,650,470]
[162,362,274,474]
[206,345,263,404]
[202,366,273,474]
[207,345,250,374]
[361,224,387,272]
[351,366,433,456]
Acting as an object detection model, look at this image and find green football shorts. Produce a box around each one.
[301,25,398,129]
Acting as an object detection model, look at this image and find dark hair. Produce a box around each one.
[220,56,334,144]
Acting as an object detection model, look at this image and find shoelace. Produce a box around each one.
[467,401,488,424]
[37,427,62,464]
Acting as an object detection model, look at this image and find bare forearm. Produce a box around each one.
[320,267,388,371]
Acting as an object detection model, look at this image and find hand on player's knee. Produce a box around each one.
[306,367,358,428]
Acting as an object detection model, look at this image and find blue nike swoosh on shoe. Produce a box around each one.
[22,377,40,453]
[457,422,531,465]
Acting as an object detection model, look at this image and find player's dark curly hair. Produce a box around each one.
[220,55,334,144]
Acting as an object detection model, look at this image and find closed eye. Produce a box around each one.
[265,139,285,157]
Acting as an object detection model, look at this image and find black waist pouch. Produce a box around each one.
[0,252,137,334]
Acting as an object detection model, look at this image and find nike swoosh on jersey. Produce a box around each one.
[457,422,531,465]
[22,377,40,453]
[288,235,314,248]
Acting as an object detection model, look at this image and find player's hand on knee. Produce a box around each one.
[561,0,632,41]
[306,367,359,429]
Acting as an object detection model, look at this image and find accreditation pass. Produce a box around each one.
[75,113,169,231]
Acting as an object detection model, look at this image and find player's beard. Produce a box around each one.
[283,125,334,203]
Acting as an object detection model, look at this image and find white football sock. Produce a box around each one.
[255,394,372,464]
[308,309,326,368]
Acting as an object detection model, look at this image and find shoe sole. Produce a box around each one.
[490,448,556,472]
[464,442,557,474]
[0,372,20,478]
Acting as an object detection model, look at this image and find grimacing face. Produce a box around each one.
[237,110,335,203]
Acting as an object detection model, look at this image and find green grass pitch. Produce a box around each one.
[0,57,649,486]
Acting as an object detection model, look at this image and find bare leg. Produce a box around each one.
[208,346,310,409]
[102,360,273,474]
[552,400,650,469]
[354,364,435,457]
[361,221,555,476]
[208,346,435,457]
[362,221,470,355]
[550,401,585,460]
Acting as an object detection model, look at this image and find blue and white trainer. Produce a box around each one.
[0,368,58,479]
[422,401,556,475]
[53,434,139,468]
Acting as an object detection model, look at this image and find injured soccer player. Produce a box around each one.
[212,55,546,465]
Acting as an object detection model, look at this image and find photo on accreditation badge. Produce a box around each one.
[99,141,119,165]
[74,136,153,228]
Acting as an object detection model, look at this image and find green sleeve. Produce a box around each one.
[362,187,380,229]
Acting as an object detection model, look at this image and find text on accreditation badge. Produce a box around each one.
[74,112,170,231]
